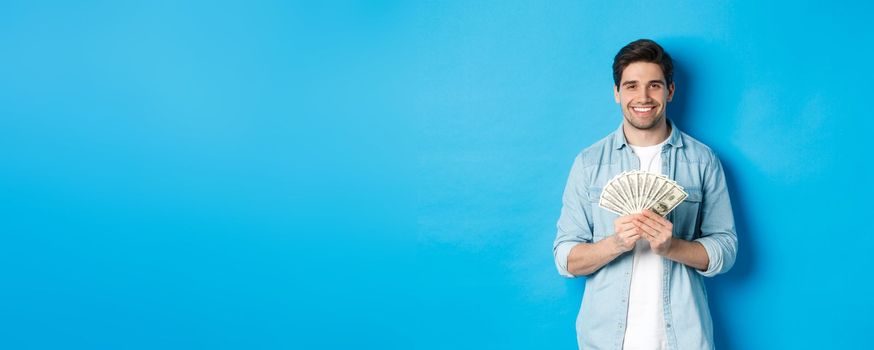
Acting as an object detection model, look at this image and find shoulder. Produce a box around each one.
[574,133,617,168]
[677,131,721,166]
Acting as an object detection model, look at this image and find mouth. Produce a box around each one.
[630,105,657,116]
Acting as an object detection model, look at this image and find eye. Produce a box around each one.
[625,84,637,90]
[650,83,662,89]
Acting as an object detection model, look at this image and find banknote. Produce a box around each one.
[598,171,688,216]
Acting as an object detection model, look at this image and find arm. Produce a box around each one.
[635,210,709,271]
[566,215,642,276]
[553,154,648,277]
[693,155,738,277]
[553,154,593,278]
[634,154,737,275]
[665,238,709,271]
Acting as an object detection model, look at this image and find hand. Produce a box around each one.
[633,210,674,255]
[611,215,642,254]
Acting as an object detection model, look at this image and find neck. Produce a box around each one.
[623,119,671,146]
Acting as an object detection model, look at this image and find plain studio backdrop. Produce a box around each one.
[1,1,871,349]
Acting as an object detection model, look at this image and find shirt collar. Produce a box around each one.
[612,119,684,150]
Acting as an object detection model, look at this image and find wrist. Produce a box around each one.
[608,235,626,255]
[662,237,679,257]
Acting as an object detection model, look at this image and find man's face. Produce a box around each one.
[613,61,674,130]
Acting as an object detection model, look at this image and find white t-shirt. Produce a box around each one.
[623,140,669,350]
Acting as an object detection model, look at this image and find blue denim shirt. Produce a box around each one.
[553,121,738,350]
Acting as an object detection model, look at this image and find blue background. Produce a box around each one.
[2,1,871,349]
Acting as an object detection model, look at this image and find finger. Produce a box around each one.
[640,227,663,243]
[616,215,636,225]
[642,210,670,227]
[638,228,658,242]
[637,213,667,232]
[640,231,656,242]
[629,224,649,236]
[624,232,641,243]
[619,221,637,231]
[633,218,664,237]
[615,221,636,234]
[619,230,641,240]
[613,221,628,233]
[633,216,659,232]
[617,228,635,238]
[639,210,664,226]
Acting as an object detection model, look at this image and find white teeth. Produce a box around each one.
[632,107,653,112]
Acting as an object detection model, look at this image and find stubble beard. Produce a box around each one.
[624,109,665,131]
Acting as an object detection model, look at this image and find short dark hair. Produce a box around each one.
[612,39,673,87]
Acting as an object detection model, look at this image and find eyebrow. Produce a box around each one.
[622,80,665,87]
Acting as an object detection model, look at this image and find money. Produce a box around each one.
[597,171,688,216]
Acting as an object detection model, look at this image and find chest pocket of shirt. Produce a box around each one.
[671,188,702,240]
[587,186,614,241]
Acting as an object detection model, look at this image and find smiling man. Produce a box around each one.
[553,39,738,349]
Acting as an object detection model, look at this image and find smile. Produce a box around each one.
[632,106,654,113]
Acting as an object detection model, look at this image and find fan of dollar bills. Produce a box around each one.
[598,171,688,217]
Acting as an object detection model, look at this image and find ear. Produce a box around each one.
[666,82,675,102]
[614,85,620,103]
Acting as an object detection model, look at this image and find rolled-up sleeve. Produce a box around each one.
[553,154,594,278]
[694,154,738,277]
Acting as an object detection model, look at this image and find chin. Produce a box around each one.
[625,114,663,130]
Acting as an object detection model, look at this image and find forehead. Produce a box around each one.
[620,61,666,83]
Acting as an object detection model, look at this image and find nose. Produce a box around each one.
[641,86,655,102]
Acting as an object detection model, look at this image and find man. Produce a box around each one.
[553,39,738,349]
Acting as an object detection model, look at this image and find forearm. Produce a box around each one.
[566,239,624,276]
[665,238,709,271]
